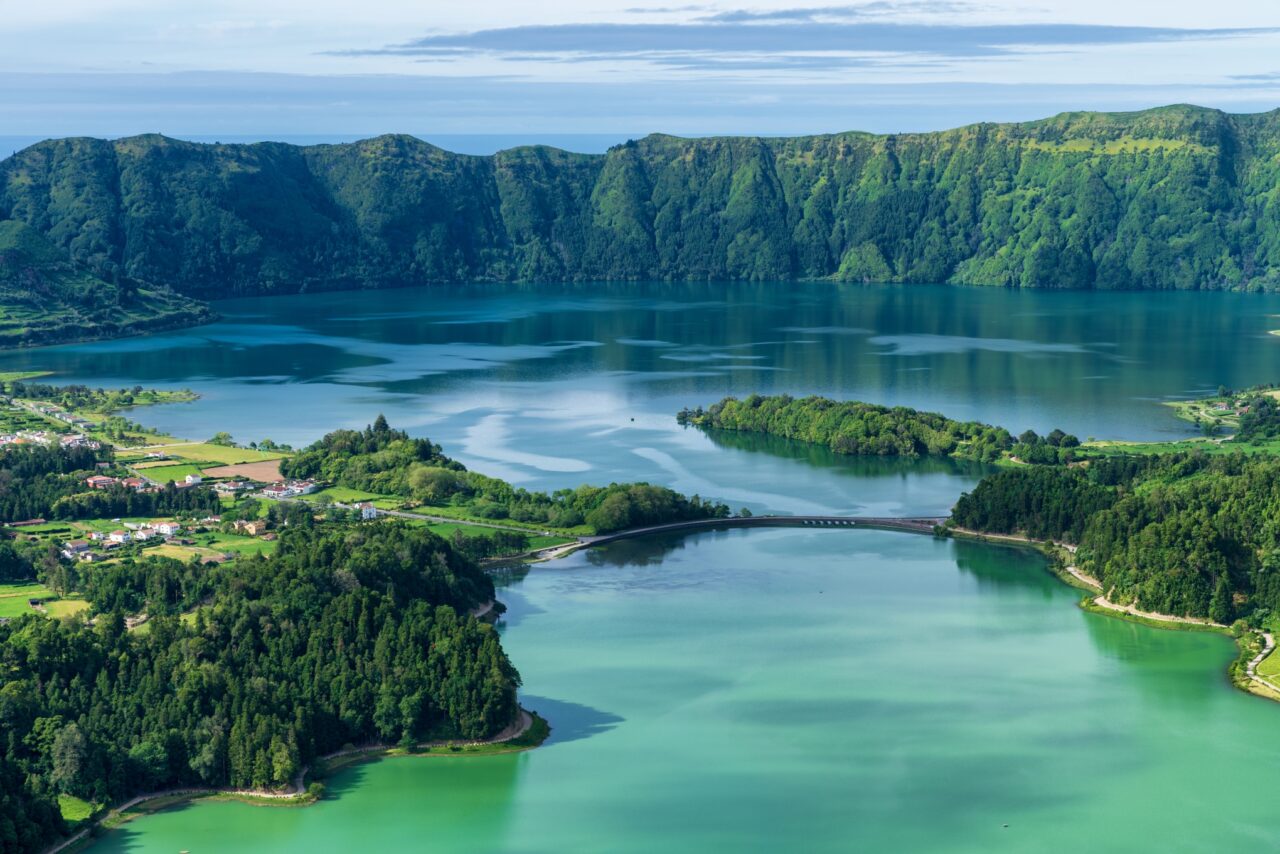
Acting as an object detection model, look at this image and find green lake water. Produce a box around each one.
[94,531,1279,853]
[4,282,1280,850]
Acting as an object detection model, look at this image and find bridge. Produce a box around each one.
[506,514,948,562]
[316,497,946,562]
[581,515,946,546]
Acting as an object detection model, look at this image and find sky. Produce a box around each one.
[2,1,1280,148]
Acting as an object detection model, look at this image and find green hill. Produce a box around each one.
[0,220,212,347]
[3,104,1280,301]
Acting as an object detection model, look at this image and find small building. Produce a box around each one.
[61,540,90,558]
[78,552,99,563]
[121,477,147,491]
[290,480,318,495]
[89,531,106,541]
[154,521,182,536]
[357,502,378,521]
[86,475,117,489]
[133,529,155,541]
[185,474,203,485]
[261,484,292,499]
[108,530,130,543]
[215,481,248,494]
[234,519,268,536]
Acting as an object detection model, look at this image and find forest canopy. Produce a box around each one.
[0,522,516,853]
[680,394,1019,462]
[950,452,1280,622]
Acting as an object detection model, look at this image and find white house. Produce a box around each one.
[108,530,131,543]
[154,521,182,536]
[185,474,203,485]
[358,502,378,521]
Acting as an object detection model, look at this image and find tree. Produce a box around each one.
[128,740,168,790]
[50,724,87,795]
[208,432,235,446]
[1209,576,1234,624]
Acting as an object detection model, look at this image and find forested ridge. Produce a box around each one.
[0,522,517,853]
[4,104,1280,304]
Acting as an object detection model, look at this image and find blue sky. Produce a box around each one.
[3,1,1279,144]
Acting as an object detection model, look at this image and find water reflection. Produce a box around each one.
[518,696,624,746]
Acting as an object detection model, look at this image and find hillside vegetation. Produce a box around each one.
[0,220,211,346]
[281,415,730,533]
[4,105,1280,301]
[951,452,1280,622]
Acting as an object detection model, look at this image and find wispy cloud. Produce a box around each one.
[334,18,1279,75]
[1230,71,1280,81]
[700,2,980,23]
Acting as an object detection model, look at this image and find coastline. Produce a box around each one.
[47,708,548,854]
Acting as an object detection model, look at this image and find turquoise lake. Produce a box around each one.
[4,282,1280,851]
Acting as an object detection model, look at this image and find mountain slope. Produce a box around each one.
[3,104,1280,299]
[0,219,212,346]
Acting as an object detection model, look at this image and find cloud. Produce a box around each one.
[624,4,712,12]
[701,3,979,23]
[1230,71,1280,81]
[337,19,1279,74]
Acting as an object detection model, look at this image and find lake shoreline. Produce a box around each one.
[943,526,1280,703]
[50,708,548,854]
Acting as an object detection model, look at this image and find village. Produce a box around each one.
[0,386,386,623]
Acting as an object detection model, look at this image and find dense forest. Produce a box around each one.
[950,452,1280,621]
[680,394,1018,461]
[2,105,1280,311]
[283,415,730,532]
[0,522,517,853]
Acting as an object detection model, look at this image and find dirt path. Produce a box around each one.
[1063,564,1102,591]
[1246,632,1279,693]
[1089,593,1226,628]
